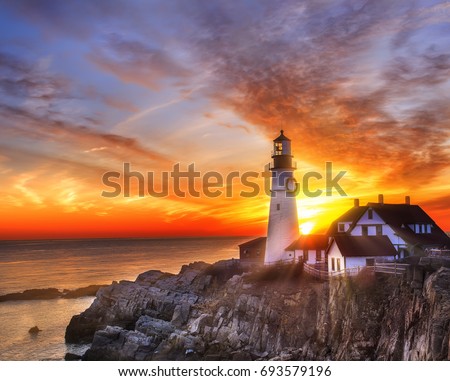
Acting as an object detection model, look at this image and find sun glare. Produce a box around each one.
[300,221,315,235]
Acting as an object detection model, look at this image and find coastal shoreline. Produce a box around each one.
[0,285,108,303]
[65,259,450,361]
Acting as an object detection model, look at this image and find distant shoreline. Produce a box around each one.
[0,285,107,303]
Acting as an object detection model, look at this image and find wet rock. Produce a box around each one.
[28,326,41,334]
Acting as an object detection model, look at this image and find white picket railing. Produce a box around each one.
[427,249,450,257]
[260,258,410,280]
[373,262,409,276]
[303,261,409,280]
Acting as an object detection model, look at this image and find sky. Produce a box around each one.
[0,0,449,239]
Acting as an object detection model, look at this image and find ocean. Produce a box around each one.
[0,236,247,360]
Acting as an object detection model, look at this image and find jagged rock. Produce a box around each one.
[135,315,174,338]
[171,302,190,327]
[188,314,212,334]
[66,261,450,361]
[135,270,172,286]
[83,326,155,361]
[65,261,210,343]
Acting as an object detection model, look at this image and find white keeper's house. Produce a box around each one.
[325,195,450,273]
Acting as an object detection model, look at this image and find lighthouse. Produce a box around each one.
[264,130,299,265]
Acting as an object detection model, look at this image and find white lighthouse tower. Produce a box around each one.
[264,130,299,265]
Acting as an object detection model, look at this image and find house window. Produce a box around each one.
[427,224,432,233]
[376,225,382,236]
[421,224,425,233]
[368,209,373,219]
[303,249,309,262]
[338,223,345,233]
[331,258,335,271]
[415,224,420,233]
[276,204,280,211]
[316,249,322,262]
[336,258,341,271]
[362,226,368,236]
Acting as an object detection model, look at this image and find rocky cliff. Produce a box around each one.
[65,260,449,361]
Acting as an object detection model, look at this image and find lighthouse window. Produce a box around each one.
[274,142,283,154]
[276,203,280,211]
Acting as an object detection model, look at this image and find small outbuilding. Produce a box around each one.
[239,237,266,263]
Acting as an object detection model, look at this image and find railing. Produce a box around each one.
[303,262,409,280]
[262,258,410,280]
[263,257,301,266]
[373,262,409,276]
[302,263,329,280]
[427,249,450,257]
[267,161,298,170]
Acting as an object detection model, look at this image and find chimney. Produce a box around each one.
[354,198,360,207]
[405,196,411,205]
[378,194,384,204]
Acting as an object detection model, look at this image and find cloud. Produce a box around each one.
[84,146,108,153]
[0,103,171,164]
[89,34,192,90]
[0,51,171,165]
[181,0,450,190]
[0,52,71,104]
[102,95,139,113]
[1,0,449,236]
[2,0,128,38]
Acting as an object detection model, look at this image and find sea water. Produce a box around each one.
[0,237,247,360]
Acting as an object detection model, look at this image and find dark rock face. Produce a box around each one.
[65,261,450,361]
